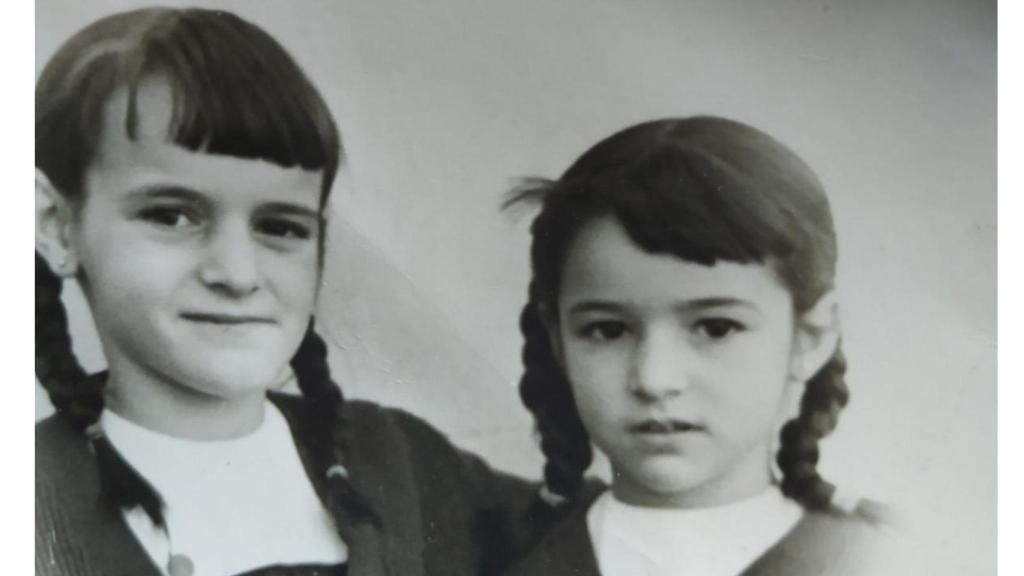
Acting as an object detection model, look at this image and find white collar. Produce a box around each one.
[100,400,348,576]
[587,487,802,576]
[100,401,285,499]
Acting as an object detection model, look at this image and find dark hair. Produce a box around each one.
[507,116,849,509]
[35,7,378,534]
[36,7,340,204]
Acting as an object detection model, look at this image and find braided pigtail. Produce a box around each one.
[291,323,381,529]
[776,345,850,510]
[36,253,91,420]
[35,252,167,527]
[518,282,592,505]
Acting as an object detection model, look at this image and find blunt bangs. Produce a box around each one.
[36,8,340,203]
[516,117,838,312]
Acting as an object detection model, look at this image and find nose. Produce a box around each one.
[198,220,260,297]
[630,327,690,402]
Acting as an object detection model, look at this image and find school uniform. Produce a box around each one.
[502,482,895,576]
[36,392,545,576]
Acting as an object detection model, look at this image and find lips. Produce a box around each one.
[180,312,275,325]
[629,419,704,434]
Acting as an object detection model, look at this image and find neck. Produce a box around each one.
[103,365,267,441]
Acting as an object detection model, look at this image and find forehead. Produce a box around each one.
[558,217,792,309]
[85,76,322,208]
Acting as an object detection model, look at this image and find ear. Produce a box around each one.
[537,301,566,369]
[36,169,79,278]
[789,291,841,383]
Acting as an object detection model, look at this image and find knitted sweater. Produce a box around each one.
[36,393,544,576]
[501,482,895,576]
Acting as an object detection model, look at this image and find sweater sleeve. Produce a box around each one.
[383,407,555,574]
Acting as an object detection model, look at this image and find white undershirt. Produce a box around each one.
[101,401,348,576]
[587,487,802,576]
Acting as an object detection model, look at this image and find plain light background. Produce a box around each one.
[36,0,995,572]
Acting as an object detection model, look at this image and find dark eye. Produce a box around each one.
[694,318,744,340]
[256,218,313,240]
[138,206,197,228]
[581,320,628,341]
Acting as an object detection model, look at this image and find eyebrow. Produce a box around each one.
[122,184,209,204]
[566,297,760,315]
[255,202,321,221]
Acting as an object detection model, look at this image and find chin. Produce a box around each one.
[176,360,286,401]
[626,457,715,501]
[644,471,707,497]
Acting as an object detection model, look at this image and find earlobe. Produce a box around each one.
[789,291,841,382]
[36,169,79,278]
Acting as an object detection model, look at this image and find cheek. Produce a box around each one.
[268,253,320,309]
[81,239,184,306]
[563,345,628,424]
[707,341,794,435]
[77,214,184,280]
[697,315,792,397]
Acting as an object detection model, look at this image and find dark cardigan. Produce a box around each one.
[36,393,546,576]
[502,482,892,576]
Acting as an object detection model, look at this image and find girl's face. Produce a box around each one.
[66,77,323,404]
[552,217,804,508]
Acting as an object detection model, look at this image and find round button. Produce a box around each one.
[167,553,194,576]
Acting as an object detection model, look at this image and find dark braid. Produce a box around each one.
[776,346,850,509]
[291,323,381,529]
[35,253,91,422]
[517,284,592,501]
[35,252,167,527]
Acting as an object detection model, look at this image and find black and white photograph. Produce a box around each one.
[33,1,996,575]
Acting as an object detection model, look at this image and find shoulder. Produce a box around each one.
[269,393,447,470]
[37,414,78,500]
[36,412,76,444]
[341,398,473,461]
[801,497,899,551]
[36,414,91,480]
[36,413,108,509]
[809,501,892,545]
[748,498,900,576]
[270,391,511,484]
[269,391,444,442]
[346,400,444,437]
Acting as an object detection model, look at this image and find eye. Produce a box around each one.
[254,217,314,240]
[579,320,629,342]
[693,318,745,340]
[138,206,198,228]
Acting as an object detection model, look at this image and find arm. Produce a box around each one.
[386,407,558,574]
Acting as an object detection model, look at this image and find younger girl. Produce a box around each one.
[504,117,892,575]
[35,8,538,576]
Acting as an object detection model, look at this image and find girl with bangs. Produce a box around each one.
[502,117,895,576]
[35,8,539,576]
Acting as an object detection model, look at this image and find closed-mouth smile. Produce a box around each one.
[180,312,274,325]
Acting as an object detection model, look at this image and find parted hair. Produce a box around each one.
[507,116,849,509]
[35,7,377,535]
